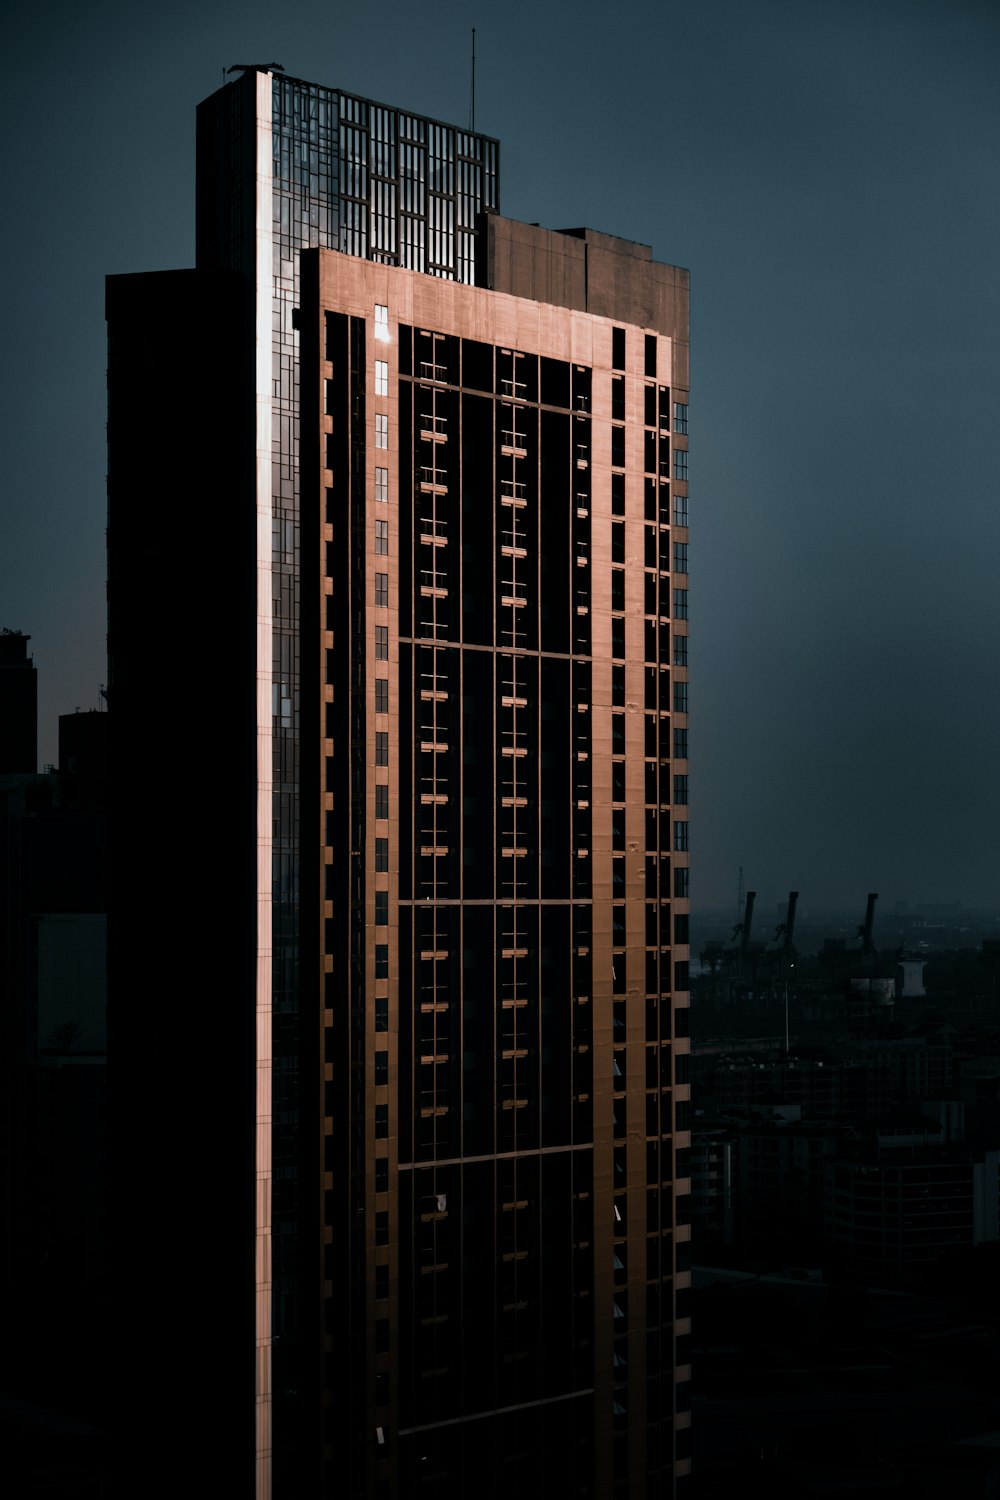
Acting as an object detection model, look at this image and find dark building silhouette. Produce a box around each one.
[0,679,108,1494]
[0,631,37,774]
[108,68,692,1499]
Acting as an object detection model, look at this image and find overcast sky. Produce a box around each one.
[3,0,998,912]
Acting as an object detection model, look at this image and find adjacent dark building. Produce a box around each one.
[108,67,692,1498]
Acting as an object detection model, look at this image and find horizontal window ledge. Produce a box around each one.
[501,546,527,559]
[419,586,448,599]
[500,695,527,708]
[501,746,528,758]
[501,848,528,858]
[419,534,447,548]
[501,796,528,808]
[500,495,527,509]
[419,846,449,858]
[501,596,527,609]
[419,792,448,804]
[419,740,448,753]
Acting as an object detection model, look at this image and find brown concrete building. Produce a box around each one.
[108,68,692,1500]
[299,223,692,1497]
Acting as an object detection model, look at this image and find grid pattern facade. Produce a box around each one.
[196,72,500,1453]
[304,252,692,1498]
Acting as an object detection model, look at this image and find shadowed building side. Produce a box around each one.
[105,268,258,1498]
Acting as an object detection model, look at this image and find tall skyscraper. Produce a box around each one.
[108,67,690,1500]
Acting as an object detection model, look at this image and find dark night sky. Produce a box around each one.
[3,0,998,912]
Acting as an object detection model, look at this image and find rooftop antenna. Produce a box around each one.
[470,27,476,133]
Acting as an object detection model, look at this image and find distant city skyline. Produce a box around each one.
[5,0,999,908]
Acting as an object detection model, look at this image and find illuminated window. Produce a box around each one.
[375,360,388,396]
[375,304,390,342]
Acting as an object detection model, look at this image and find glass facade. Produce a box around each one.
[196,68,500,1488]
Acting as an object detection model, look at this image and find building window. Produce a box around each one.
[375,950,389,984]
[375,678,389,713]
[375,626,388,660]
[674,865,689,898]
[376,731,389,766]
[673,401,689,435]
[375,572,388,607]
[674,775,689,805]
[645,334,657,378]
[612,327,626,371]
[375,466,388,501]
[375,304,390,342]
[375,890,389,925]
[673,682,688,714]
[376,784,389,819]
[673,493,688,527]
[375,1109,388,1142]
[375,359,388,396]
[375,1050,388,1085]
[673,634,688,667]
[673,821,689,852]
[611,425,625,468]
[375,519,388,555]
[673,588,688,620]
[611,472,625,516]
[673,728,688,760]
[673,448,688,481]
[375,413,388,449]
[375,1157,388,1191]
[376,836,389,872]
[673,542,688,574]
